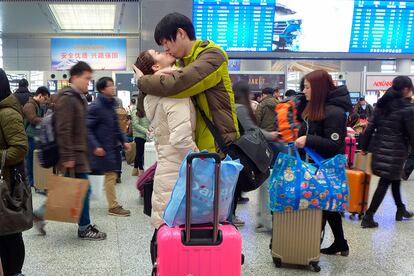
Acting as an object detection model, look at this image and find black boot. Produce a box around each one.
[361,214,378,228]
[396,206,414,221]
[321,240,349,256]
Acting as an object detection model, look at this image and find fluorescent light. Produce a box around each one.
[49,4,116,31]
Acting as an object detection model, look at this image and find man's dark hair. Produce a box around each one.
[154,13,196,45]
[69,61,93,79]
[359,97,366,102]
[35,86,50,97]
[18,78,29,88]
[285,89,296,97]
[262,87,274,95]
[96,77,114,93]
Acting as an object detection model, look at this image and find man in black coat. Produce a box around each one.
[14,79,32,106]
[87,77,131,217]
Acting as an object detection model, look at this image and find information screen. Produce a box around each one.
[349,0,414,53]
[193,0,414,54]
[193,0,275,52]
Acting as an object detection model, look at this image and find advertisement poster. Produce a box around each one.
[51,38,127,71]
[230,73,285,93]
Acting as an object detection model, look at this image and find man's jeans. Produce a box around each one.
[25,136,35,186]
[34,172,91,228]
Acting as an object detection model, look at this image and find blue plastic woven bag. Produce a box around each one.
[163,152,243,227]
[269,144,349,213]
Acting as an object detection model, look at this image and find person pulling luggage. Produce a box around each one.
[296,70,352,256]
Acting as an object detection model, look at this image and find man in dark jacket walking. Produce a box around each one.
[255,87,279,132]
[87,77,131,217]
[34,62,107,240]
[14,79,32,107]
[22,86,50,187]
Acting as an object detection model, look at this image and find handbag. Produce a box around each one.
[269,144,349,213]
[0,150,33,236]
[192,98,273,192]
[44,173,89,223]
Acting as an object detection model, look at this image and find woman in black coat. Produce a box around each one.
[360,76,414,228]
[296,70,352,256]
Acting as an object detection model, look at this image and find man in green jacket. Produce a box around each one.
[255,87,279,132]
[134,13,239,154]
[22,86,50,187]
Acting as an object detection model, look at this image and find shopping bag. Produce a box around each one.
[44,174,89,223]
[163,152,243,227]
[33,149,54,190]
[89,174,105,201]
[125,141,136,165]
[269,144,349,213]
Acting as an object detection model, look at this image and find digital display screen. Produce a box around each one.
[349,0,414,53]
[88,80,95,92]
[193,0,275,52]
[193,0,414,54]
[47,80,58,93]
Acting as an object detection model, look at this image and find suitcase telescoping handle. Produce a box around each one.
[185,152,221,243]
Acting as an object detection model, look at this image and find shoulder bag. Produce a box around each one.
[0,150,33,235]
[192,98,273,192]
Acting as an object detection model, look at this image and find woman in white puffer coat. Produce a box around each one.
[134,50,198,229]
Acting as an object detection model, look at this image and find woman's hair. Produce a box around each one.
[0,69,12,102]
[233,81,257,124]
[376,76,413,113]
[135,51,156,75]
[392,76,413,92]
[347,113,360,128]
[302,70,336,121]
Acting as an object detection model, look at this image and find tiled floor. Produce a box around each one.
[24,164,414,275]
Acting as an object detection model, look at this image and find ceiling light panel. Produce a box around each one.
[49,4,116,31]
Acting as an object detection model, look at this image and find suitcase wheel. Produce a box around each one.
[349,213,358,220]
[273,257,282,268]
[310,261,321,272]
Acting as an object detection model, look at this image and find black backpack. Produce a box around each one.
[36,91,74,168]
[192,99,273,192]
[36,111,59,168]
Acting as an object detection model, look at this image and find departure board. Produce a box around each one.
[193,0,414,54]
[349,0,414,53]
[193,0,276,52]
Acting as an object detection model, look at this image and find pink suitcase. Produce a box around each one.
[345,137,357,168]
[153,153,244,276]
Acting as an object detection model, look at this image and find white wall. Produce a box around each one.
[3,38,139,71]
